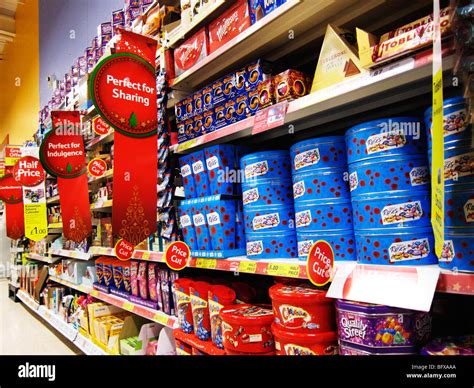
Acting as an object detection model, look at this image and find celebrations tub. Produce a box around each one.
[424,96,470,147]
[336,300,431,353]
[345,117,426,164]
[242,178,293,208]
[220,304,275,354]
[189,281,212,341]
[272,323,337,356]
[241,150,292,182]
[244,204,295,233]
[246,231,298,260]
[296,230,356,261]
[205,199,236,250]
[173,278,194,334]
[354,227,438,265]
[292,169,350,203]
[348,155,430,197]
[439,231,474,272]
[351,191,431,230]
[290,136,347,173]
[295,199,353,231]
[208,285,236,349]
[269,284,335,332]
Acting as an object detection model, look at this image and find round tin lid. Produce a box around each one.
[220,304,274,325]
[269,283,330,303]
[290,136,346,152]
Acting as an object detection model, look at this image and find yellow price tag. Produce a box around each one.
[239,261,257,274]
[205,259,217,269]
[178,138,198,152]
[153,313,166,325]
[90,290,98,297]
[280,264,301,278]
[196,258,206,268]
[141,251,151,260]
[266,263,280,276]
[122,301,134,311]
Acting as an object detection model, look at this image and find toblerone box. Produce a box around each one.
[311,25,366,93]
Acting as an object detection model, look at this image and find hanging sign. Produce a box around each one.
[90,31,158,248]
[5,146,22,167]
[40,111,92,242]
[13,153,48,241]
[0,174,24,240]
[92,116,111,136]
[306,240,335,286]
[87,158,107,178]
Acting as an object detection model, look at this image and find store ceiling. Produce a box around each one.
[0,0,21,60]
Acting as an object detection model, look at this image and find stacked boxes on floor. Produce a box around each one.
[290,136,356,261]
[346,117,438,266]
[425,97,474,272]
[241,150,297,259]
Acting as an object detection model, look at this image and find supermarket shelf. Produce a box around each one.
[46,195,60,205]
[175,54,455,154]
[89,246,115,256]
[88,169,113,184]
[17,290,108,355]
[165,0,231,49]
[49,275,93,294]
[49,248,92,261]
[90,199,113,211]
[132,250,164,262]
[82,105,98,123]
[48,223,63,229]
[171,0,360,90]
[436,270,474,296]
[173,330,225,355]
[85,132,114,150]
[26,253,60,264]
[90,288,178,329]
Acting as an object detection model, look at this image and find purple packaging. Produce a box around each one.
[214,105,227,130]
[169,271,179,317]
[112,9,125,25]
[78,56,87,77]
[71,64,79,77]
[85,47,95,72]
[123,264,131,293]
[204,145,237,195]
[100,33,112,48]
[148,263,158,301]
[421,336,474,356]
[190,150,211,197]
[92,36,99,50]
[178,203,198,249]
[103,260,114,287]
[113,24,124,36]
[336,300,430,353]
[193,90,204,115]
[179,154,197,198]
[295,199,353,231]
[206,199,237,250]
[161,269,171,315]
[113,262,125,291]
[156,269,164,310]
[203,109,215,134]
[97,22,113,37]
[202,86,213,111]
[125,6,141,26]
[191,202,212,250]
[138,262,148,300]
[126,0,141,7]
[95,46,105,62]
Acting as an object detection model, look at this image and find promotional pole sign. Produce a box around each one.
[90,29,158,259]
[40,111,92,242]
[13,150,48,241]
[0,174,24,240]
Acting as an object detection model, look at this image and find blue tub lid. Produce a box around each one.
[336,299,414,314]
[354,226,434,236]
[290,136,345,152]
[241,150,290,162]
[424,96,466,117]
[345,117,421,137]
[292,167,348,179]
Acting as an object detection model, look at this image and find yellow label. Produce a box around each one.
[153,313,167,325]
[266,263,300,277]
[122,301,134,311]
[195,258,206,268]
[178,138,198,152]
[205,259,217,269]
[24,203,48,242]
[90,290,99,297]
[266,263,280,276]
[141,251,151,260]
[238,261,257,274]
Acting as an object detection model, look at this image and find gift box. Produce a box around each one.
[174,28,209,76]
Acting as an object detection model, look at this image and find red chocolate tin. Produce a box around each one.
[269,284,335,332]
[220,304,275,354]
[272,323,338,356]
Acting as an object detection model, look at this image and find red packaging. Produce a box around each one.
[231,281,257,303]
[175,339,192,355]
[189,281,212,341]
[208,0,251,53]
[225,349,276,356]
[272,323,338,356]
[257,77,274,108]
[174,278,194,334]
[273,69,312,103]
[114,28,158,66]
[192,347,205,356]
[174,28,209,76]
[208,285,236,349]
[131,261,139,296]
[220,304,274,354]
[269,284,335,333]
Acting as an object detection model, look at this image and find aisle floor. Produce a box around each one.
[0,280,78,355]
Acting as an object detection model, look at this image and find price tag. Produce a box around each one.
[153,313,167,325]
[196,258,206,268]
[252,101,289,135]
[178,138,199,152]
[90,290,99,297]
[238,261,257,274]
[141,251,151,260]
[266,263,281,276]
[280,264,301,278]
[205,259,217,269]
[122,301,134,311]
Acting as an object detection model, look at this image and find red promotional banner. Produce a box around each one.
[40,111,92,242]
[0,174,24,240]
[90,32,158,249]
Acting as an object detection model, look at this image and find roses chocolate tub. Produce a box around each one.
[296,230,356,261]
[348,155,430,197]
[345,117,426,164]
[290,136,347,173]
[354,227,438,265]
[220,304,275,354]
[269,284,335,332]
[292,169,350,203]
[352,191,431,230]
[295,199,353,231]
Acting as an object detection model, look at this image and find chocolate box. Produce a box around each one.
[214,105,227,130]
[175,99,185,122]
[125,6,142,27]
[126,0,141,7]
[257,77,274,108]
[174,28,209,77]
[193,90,204,115]
[177,121,187,143]
[273,69,312,103]
[97,22,113,37]
[112,9,125,25]
[235,67,247,95]
[247,88,260,115]
[203,108,215,134]
[212,77,226,106]
[234,94,250,121]
[193,113,205,137]
[208,0,251,53]
[249,0,279,24]
[182,96,194,120]
[224,99,238,125]
[246,60,273,91]
[222,73,236,100]
[202,85,213,110]
[184,118,195,140]
[85,47,95,73]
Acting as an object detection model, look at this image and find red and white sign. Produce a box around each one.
[165,241,190,271]
[90,53,157,138]
[92,116,111,136]
[13,156,45,187]
[0,174,23,203]
[252,101,289,135]
[306,240,334,286]
[327,263,440,312]
[115,239,135,261]
[5,146,22,166]
[87,158,107,177]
